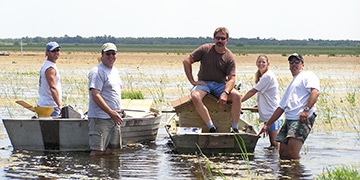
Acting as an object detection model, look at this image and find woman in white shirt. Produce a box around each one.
[241,55,282,148]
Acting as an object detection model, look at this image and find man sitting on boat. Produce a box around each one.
[183,27,242,133]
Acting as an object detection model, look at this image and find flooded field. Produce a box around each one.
[0,52,359,179]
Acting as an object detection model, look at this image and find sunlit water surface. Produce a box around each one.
[0,115,359,179]
[0,54,360,179]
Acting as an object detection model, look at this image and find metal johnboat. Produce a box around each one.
[165,95,260,154]
[3,99,161,152]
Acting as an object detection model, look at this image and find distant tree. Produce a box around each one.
[235,42,244,46]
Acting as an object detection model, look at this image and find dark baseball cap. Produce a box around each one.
[288,53,304,62]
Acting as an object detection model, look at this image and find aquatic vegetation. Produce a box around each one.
[195,134,255,179]
[121,91,144,99]
[233,134,251,174]
[1,51,360,179]
[316,165,360,180]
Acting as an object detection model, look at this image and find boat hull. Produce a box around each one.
[2,115,161,152]
[169,133,259,154]
[166,115,259,154]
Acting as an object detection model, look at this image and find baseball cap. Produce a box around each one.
[46,42,61,51]
[288,53,304,62]
[102,43,117,52]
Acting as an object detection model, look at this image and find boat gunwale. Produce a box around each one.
[2,114,162,122]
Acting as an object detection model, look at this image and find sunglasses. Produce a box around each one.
[106,52,116,56]
[51,49,60,53]
[289,60,302,64]
[215,36,227,41]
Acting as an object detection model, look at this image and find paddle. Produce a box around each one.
[15,100,35,112]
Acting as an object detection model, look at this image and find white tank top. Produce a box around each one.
[37,60,62,107]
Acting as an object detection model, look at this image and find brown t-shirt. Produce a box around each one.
[190,43,236,83]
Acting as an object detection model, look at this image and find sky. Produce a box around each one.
[1,0,359,40]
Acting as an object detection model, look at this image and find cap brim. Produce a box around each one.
[103,48,117,52]
[49,45,61,51]
[288,55,300,61]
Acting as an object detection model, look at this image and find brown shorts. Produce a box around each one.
[88,118,121,151]
[275,113,316,144]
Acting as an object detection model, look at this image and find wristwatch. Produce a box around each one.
[224,90,230,95]
[304,106,310,112]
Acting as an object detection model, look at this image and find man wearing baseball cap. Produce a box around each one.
[258,53,320,160]
[37,42,62,117]
[88,42,123,155]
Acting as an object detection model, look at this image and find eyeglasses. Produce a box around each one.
[106,52,116,56]
[215,36,227,41]
[51,49,60,53]
[289,60,302,64]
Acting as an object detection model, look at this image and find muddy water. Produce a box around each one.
[0,53,360,179]
[0,115,359,179]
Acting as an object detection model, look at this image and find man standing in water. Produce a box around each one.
[38,42,62,117]
[88,42,123,156]
[183,27,241,133]
[258,53,320,159]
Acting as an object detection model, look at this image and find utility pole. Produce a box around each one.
[21,39,23,56]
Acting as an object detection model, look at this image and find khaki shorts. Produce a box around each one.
[275,113,317,144]
[88,118,121,151]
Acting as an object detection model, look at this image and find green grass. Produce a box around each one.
[1,44,359,55]
[195,134,253,179]
[315,166,360,180]
[121,91,144,99]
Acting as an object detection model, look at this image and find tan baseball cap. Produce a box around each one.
[102,42,117,52]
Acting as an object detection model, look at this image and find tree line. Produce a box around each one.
[1,35,359,47]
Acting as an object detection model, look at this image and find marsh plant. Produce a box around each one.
[316,165,360,180]
[196,134,253,179]
[121,91,144,99]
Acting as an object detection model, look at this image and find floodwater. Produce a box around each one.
[0,115,359,179]
[0,53,360,179]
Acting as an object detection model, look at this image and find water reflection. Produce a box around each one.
[278,160,313,179]
[5,150,122,179]
[1,125,359,179]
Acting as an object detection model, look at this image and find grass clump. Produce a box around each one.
[121,91,144,99]
[316,165,360,180]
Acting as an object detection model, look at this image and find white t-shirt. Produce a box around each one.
[88,62,122,119]
[38,60,62,107]
[254,70,280,122]
[279,71,320,120]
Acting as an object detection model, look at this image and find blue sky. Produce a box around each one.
[1,0,359,40]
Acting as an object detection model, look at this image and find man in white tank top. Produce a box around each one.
[37,42,62,117]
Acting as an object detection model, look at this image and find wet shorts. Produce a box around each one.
[191,81,226,98]
[275,113,316,144]
[88,118,122,151]
[265,119,283,132]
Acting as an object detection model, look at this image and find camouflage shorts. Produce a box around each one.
[275,113,317,144]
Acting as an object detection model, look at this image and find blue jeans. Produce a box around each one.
[191,81,226,98]
[50,107,61,117]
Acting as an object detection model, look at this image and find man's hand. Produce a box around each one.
[191,81,207,86]
[109,110,123,125]
[258,125,269,137]
[217,92,228,107]
[299,111,309,124]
